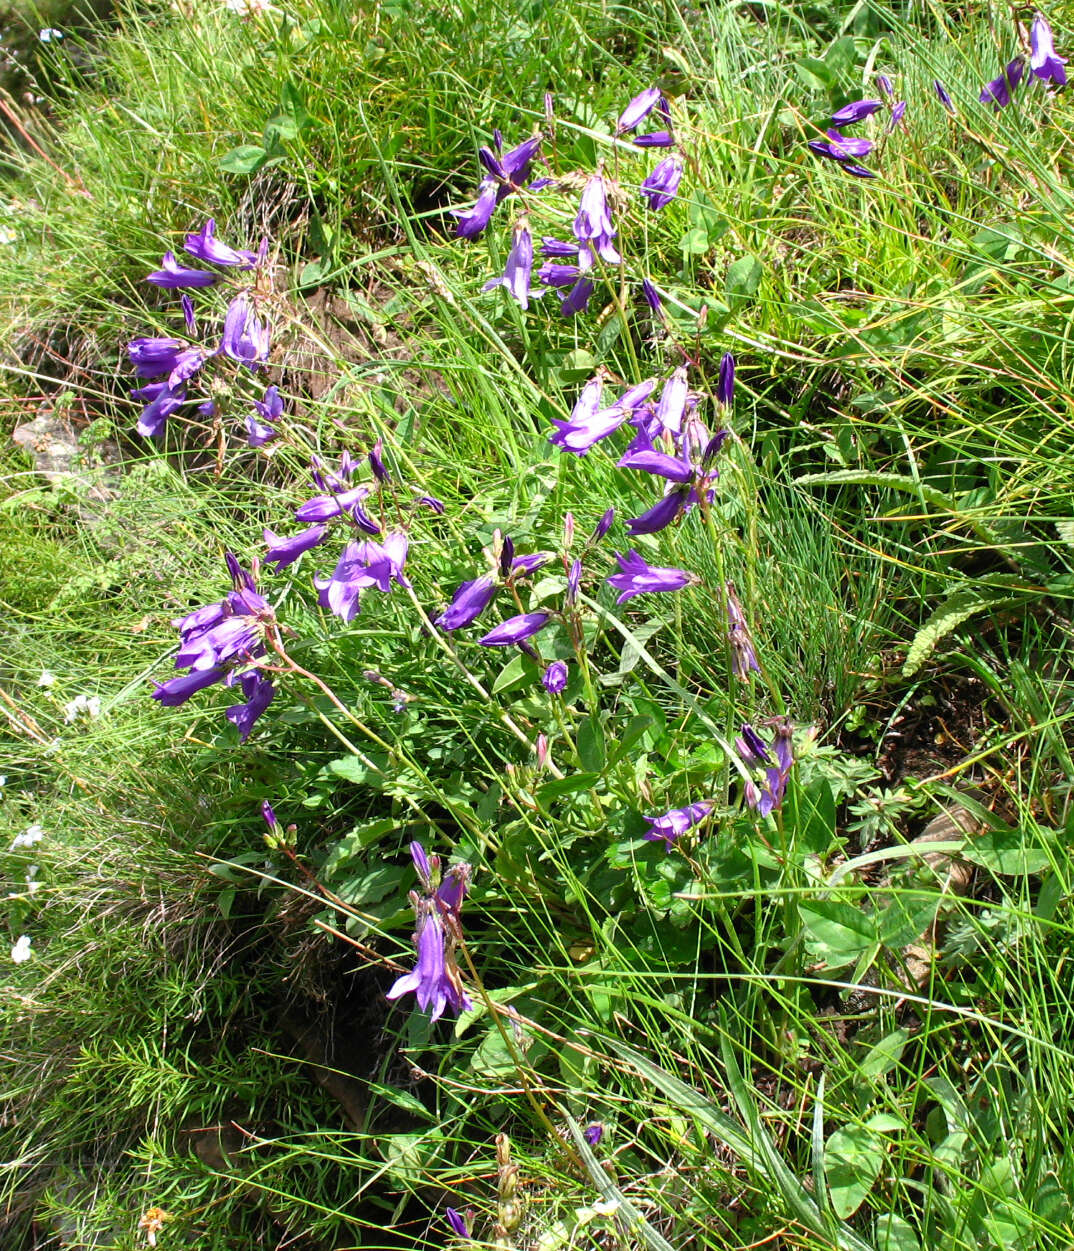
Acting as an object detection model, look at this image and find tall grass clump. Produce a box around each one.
[1,0,1073,1247]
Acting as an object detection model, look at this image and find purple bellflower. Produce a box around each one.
[640,154,683,209]
[541,236,577,259]
[483,222,533,309]
[607,550,695,603]
[725,583,760,680]
[151,553,275,740]
[830,98,883,125]
[146,251,217,288]
[435,573,498,630]
[261,799,278,830]
[643,800,713,851]
[641,278,664,314]
[316,533,410,623]
[387,842,473,1022]
[934,80,955,111]
[542,660,568,694]
[445,1209,471,1239]
[220,292,271,366]
[877,75,894,99]
[538,261,582,289]
[263,523,328,571]
[979,57,1025,108]
[246,384,282,447]
[479,612,550,646]
[1031,14,1067,85]
[583,1123,604,1147]
[737,719,794,816]
[617,86,661,133]
[560,277,596,316]
[634,130,674,148]
[455,178,499,239]
[889,100,907,128]
[717,353,735,406]
[655,367,689,435]
[128,336,186,378]
[574,173,621,270]
[184,219,259,268]
[808,129,873,162]
[134,382,186,438]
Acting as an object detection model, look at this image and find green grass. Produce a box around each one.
[2,0,1074,1247]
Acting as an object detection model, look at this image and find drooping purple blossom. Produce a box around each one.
[574,173,621,270]
[592,508,615,541]
[316,534,410,623]
[246,384,283,447]
[625,489,690,535]
[643,800,713,851]
[607,550,695,603]
[435,573,498,630]
[717,353,735,407]
[979,57,1025,109]
[583,1123,604,1147]
[830,99,883,125]
[220,292,270,366]
[455,178,500,239]
[634,130,675,148]
[808,129,873,162]
[725,583,760,681]
[184,219,259,268]
[151,554,275,739]
[655,367,689,436]
[640,154,683,209]
[263,523,328,571]
[889,100,907,128]
[226,670,276,741]
[542,660,568,694]
[387,843,473,1022]
[617,86,661,133]
[483,222,533,309]
[479,612,550,646]
[737,720,794,816]
[877,75,894,99]
[146,251,217,288]
[134,382,186,438]
[934,80,955,112]
[1031,14,1067,85]
[541,236,578,259]
[560,277,596,317]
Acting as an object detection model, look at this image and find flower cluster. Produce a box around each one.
[454,86,683,317]
[151,553,276,740]
[387,842,474,1021]
[808,93,901,179]
[737,720,795,816]
[128,219,281,445]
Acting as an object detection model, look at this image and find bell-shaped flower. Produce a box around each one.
[483,222,533,309]
[641,154,682,209]
[455,178,500,239]
[830,98,882,125]
[479,612,550,646]
[560,277,596,316]
[225,671,275,741]
[643,801,713,851]
[1031,14,1067,85]
[134,382,186,438]
[436,572,498,630]
[146,251,217,288]
[220,292,271,366]
[607,550,695,603]
[574,174,621,270]
[263,523,328,571]
[184,218,258,268]
[542,660,568,694]
[246,384,282,447]
[979,57,1025,108]
[616,86,661,133]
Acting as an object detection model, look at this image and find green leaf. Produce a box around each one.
[327,752,390,785]
[825,1125,884,1218]
[536,772,601,803]
[799,898,877,970]
[219,144,268,174]
[860,1029,909,1079]
[560,347,598,381]
[876,1214,920,1251]
[493,652,537,695]
[680,226,710,256]
[725,254,762,307]
[577,715,606,773]
[902,584,1032,676]
[962,826,1053,876]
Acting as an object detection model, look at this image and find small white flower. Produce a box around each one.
[10,825,44,850]
[37,671,56,687]
[11,935,32,964]
[0,227,15,246]
[39,27,63,40]
[25,865,40,894]
[63,694,101,723]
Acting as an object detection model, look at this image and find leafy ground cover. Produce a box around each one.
[1,0,1073,1248]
